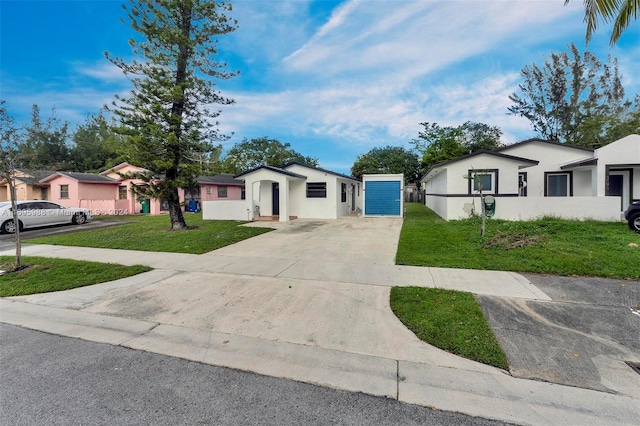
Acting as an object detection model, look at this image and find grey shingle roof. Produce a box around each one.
[197,174,245,186]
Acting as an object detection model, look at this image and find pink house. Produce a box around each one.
[40,171,132,215]
[196,174,245,202]
[38,164,246,216]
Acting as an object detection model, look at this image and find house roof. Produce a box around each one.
[40,171,120,184]
[197,174,245,186]
[420,150,539,182]
[13,169,55,185]
[560,157,598,169]
[100,162,140,175]
[234,165,308,180]
[283,162,361,182]
[496,138,594,153]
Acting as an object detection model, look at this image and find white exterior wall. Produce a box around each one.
[425,169,447,194]
[443,156,522,195]
[285,164,361,219]
[286,164,338,219]
[434,196,621,221]
[202,200,250,221]
[595,134,640,199]
[500,141,593,197]
[573,170,593,196]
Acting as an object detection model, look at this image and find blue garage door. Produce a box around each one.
[365,181,401,215]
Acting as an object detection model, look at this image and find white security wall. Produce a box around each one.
[500,141,593,197]
[202,200,250,221]
[430,195,622,221]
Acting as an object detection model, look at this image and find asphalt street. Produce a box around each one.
[0,324,508,426]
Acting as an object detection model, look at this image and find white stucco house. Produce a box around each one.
[203,162,363,222]
[421,134,640,221]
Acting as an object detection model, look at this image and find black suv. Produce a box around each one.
[625,201,640,233]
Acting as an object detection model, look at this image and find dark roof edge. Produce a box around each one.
[420,150,539,181]
[234,165,308,180]
[283,162,361,181]
[497,138,594,153]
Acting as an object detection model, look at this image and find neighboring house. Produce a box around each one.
[203,162,362,222]
[0,169,53,201]
[194,174,245,202]
[421,134,640,221]
[40,171,131,215]
[404,183,419,202]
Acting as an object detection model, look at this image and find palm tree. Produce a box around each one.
[566,0,639,45]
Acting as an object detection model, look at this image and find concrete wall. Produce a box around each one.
[202,200,250,221]
[427,195,622,221]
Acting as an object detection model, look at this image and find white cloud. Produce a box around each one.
[73,61,129,82]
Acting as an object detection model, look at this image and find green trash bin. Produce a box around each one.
[140,199,150,214]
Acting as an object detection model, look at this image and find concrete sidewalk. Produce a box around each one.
[1,218,638,425]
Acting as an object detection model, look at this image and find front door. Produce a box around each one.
[272,182,280,216]
[608,170,630,211]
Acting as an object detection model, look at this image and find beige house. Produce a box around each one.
[0,169,54,201]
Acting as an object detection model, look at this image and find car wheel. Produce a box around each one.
[629,213,640,233]
[72,213,87,225]
[1,219,21,234]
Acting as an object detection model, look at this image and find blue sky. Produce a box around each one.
[1,0,639,174]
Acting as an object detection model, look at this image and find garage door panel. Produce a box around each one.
[365,181,401,215]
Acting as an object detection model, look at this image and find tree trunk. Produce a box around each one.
[8,178,21,269]
[167,186,187,231]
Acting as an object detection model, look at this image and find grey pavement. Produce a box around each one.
[1,324,508,426]
[1,216,639,425]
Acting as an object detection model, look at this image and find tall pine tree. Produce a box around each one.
[106,0,237,230]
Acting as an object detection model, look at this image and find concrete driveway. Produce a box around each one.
[2,216,639,424]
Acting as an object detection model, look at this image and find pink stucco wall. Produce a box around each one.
[200,184,243,201]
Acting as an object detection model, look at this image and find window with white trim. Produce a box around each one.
[468,170,497,194]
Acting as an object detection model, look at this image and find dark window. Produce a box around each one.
[217,186,228,198]
[118,185,127,200]
[241,186,246,200]
[307,182,327,198]
[40,202,61,209]
[60,185,69,199]
[546,173,570,197]
[341,183,347,202]
[473,174,492,192]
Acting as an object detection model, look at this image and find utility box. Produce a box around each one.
[362,174,404,217]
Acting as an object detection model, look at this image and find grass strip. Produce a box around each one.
[390,286,509,370]
[0,256,152,297]
[397,203,640,280]
[25,213,273,254]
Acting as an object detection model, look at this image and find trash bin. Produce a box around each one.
[483,195,496,218]
[187,199,199,213]
[140,199,150,214]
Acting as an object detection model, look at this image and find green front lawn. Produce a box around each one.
[391,203,639,370]
[390,286,509,370]
[25,213,273,254]
[0,256,151,297]
[397,203,639,280]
